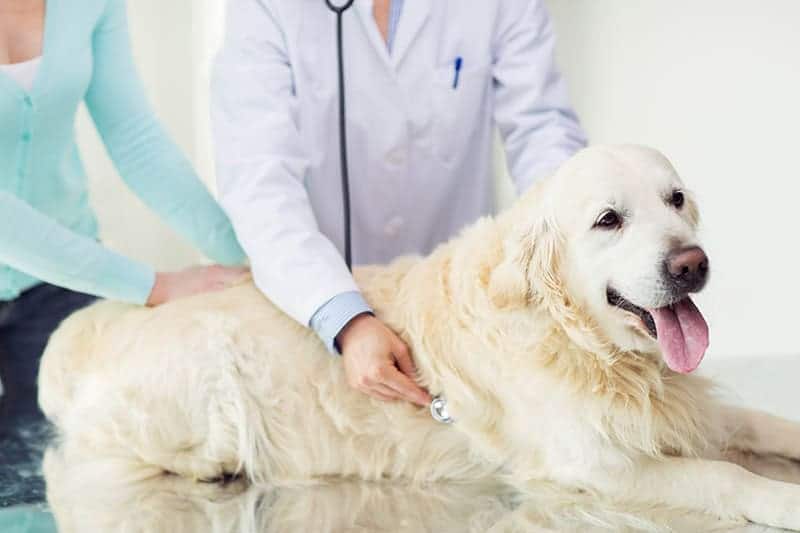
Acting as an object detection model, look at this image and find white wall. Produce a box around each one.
[81,1,798,359]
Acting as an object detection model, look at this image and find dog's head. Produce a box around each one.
[489,145,709,373]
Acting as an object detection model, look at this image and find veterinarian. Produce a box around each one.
[213,0,587,406]
[0,0,247,428]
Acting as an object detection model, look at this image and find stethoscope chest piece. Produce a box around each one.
[430,396,455,425]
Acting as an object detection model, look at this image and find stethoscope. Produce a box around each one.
[324,0,356,271]
[323,1,454,425]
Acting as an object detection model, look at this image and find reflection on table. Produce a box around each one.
[44,440,800,533]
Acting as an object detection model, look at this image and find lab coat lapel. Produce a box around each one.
[355,1,394,72]
[389,0,432,68]
[354,0,432,72]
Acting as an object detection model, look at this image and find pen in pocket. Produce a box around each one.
[452,56,463,89]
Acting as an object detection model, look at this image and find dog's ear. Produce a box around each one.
[487,227,533,309]
[488,217,559,309]
[528,217,562,302]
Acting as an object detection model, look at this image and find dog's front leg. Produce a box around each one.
[720,405,800,460]
[594,457,800,530]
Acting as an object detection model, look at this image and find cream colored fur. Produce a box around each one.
[38,145,800,530]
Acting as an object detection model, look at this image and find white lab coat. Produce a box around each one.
[212,0,587,327]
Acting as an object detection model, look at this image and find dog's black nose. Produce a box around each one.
[665,246,709,292]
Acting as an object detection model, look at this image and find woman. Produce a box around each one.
[0,0,247,430]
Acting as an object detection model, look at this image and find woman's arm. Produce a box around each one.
[84,0,246,266]
[0,193,247,304]
[0,191,154,303]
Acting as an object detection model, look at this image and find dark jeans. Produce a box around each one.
[0,283,96,425]
[0,283,96,506]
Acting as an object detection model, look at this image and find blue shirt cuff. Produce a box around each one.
[309,291,373,355]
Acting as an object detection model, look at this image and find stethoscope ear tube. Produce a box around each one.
[325,0,356,271]
[325,0,355,13]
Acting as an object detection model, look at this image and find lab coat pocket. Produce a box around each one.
[431,63,492,165]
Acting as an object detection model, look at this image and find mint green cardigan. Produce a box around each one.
[0,0,245,304]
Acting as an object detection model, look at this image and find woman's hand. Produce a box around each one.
[337,314,432,406]
[146,265,250,306]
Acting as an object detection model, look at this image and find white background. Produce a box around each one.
[77,0,799,360]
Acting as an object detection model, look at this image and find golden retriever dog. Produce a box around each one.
[38,145,800,530]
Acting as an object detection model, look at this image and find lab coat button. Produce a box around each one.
[21,132,31,142]
[385,148,406,166]
[383,216,405,237]
[22,96,32,107]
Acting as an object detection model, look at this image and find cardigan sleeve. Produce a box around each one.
[84,0,246,267]
[0,191,155,303]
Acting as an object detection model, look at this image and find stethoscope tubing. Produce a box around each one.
[325,0,356,270]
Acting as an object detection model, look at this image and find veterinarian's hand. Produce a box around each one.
[146,265,250,306]
[337,314,432,407]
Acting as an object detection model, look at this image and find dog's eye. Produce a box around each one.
[670,190,685,209]
[593,210,621,230]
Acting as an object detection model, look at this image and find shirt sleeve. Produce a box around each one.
[0,192,155,303]
[310,291,374,354]
[84,0,246,267]
[211,0,362,327]
[492,0,588,193]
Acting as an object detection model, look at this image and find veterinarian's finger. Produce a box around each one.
[371,384,401,402]
[366,391,397,402]
[392,343,417,378]
[392,347,432,404]
[381,366,431,406]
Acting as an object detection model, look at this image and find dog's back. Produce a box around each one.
[38,271,494,485]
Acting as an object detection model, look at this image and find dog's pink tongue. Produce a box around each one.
[648,298,709,374]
